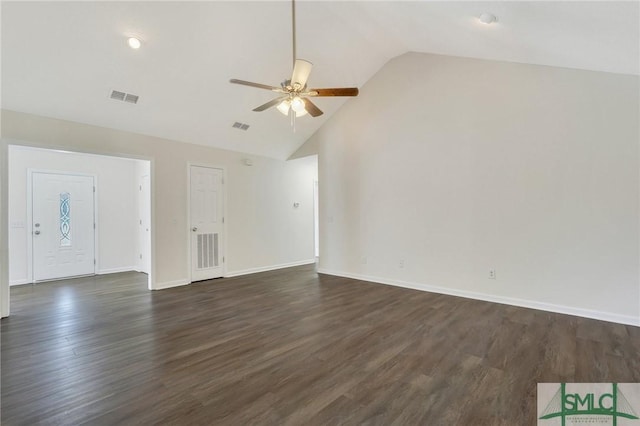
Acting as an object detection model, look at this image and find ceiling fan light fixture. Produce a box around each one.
[290,96,305,113]
[277,99,308,117]
[277,100,291,116]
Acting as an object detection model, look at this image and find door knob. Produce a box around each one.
[192,227,198,232]
[34,230,41,235]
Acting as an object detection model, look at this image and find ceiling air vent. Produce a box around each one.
[109,90,139,104]
[110,90,126,101]
[232,122,250,131]
[124,94,139,104]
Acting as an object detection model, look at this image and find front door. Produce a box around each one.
[32,172,95,281]
[190,166,224,281]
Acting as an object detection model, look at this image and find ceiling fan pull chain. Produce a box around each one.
[291,107,296,132]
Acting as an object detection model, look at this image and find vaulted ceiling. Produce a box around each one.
[2,1,638,160]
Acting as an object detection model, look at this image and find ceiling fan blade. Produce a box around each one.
[290,59,313,89]
[302,98,323,117]
[230,79,281,91]
[308,87,359,97]
[253,96,287,112]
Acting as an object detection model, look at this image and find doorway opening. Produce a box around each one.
[8,145,152,290]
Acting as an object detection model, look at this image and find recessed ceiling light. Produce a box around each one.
[479,13,497,25]
[127,37,141,49]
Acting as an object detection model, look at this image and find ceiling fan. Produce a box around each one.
[229,0,358,121]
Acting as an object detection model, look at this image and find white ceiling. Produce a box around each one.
[2,1,638,160]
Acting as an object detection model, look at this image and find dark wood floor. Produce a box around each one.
[1,265,638,425]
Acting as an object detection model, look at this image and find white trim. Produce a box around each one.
[313,179,319,258]
[1,142,9,318]
[226,259,316,278]
[9,279,30,286]
[148,160,155,291]
[93,175,100,273]
[317,268,640,327]
[137,172,151,275]
[96,266,137,275]
[153,279,190,290]
[26,170,32,283]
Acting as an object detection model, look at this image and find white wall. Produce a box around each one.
[8,146,143,284]
[296,52,640,325]
[225,155,317,276]
[0,110,316,315]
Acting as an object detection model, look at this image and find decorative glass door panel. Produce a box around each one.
[32,172,95,281]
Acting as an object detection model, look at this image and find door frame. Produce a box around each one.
[27,169,99,283]
[187,163,228,283]
[313,179,319,259]
[137,173,151,275]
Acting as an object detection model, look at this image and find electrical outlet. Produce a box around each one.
[488,269,496,279]
[399,259,405,269]
[361,256,367,265]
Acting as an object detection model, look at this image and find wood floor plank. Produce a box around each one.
[2,265,638,425]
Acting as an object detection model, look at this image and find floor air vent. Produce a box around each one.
[197,233,219,269]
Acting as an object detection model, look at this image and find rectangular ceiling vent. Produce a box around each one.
[110,90,126,101]
[124,93,139,104]
[110,90,139,104]
[232,121,250,131]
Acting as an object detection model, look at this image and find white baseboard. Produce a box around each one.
[151,259,315,289]
[11,267,138,285]
[317,268,640,327]
[153,279,190,290]
[226,259,316,278]
[96,266,137,275]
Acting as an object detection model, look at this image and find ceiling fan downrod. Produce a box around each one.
[291,0,297,68]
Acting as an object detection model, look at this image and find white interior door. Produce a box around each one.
[32,172,95,281]
[190,166,224,281]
